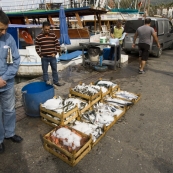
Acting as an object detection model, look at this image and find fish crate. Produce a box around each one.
[110,85,120,94]
[111,88,141,104]
[91,106,125,147]
[40,105,79,127]
[77,104,124,148]
[90,82,111,99]
[68,94,92,115]
[104,96,133,111]
[94,78,120,96]
[91,131,106,148]
[72,118,107,148]
[43,125,92,167]
[69,88,102,107]
[105,105,126,132]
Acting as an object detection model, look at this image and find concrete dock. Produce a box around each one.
[1,50,173,173]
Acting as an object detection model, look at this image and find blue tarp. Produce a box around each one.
[58,50,85,61]
[59,6,71,45]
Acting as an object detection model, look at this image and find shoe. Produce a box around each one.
[139,70,145,74]
[0,143,5,154]
[46,80,52,85]
[5,135,23,143]
[54,82,65,86]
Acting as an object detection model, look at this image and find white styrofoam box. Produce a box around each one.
[121,54,128,63]
[89,34,100,43]
[102,60,115,65]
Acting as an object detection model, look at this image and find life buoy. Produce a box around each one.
[19,29,34,44]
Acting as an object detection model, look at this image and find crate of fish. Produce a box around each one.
[69,118,106,148]
[95,79,120,95]
[73,102,125,147]
[90,82,111,99]
[69,83,102,106]
[104,95,134,111]
[68,94,91,114]
[43,125,92,167]
[91,102,126,131]
[40,97,80,127]
[111,88,141,104]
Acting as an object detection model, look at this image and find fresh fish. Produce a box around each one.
[105,97,133,106]
[72,83,99,96]
[115,91,138,100]
[96,80,117,88]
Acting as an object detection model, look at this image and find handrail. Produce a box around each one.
[1,0,95,12]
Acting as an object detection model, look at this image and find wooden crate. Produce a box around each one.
[111,88,141,104]
[69,88,101,106]
[43,126,92,167]
[91,131,106,148]
[104,96,133,111]
[71,119,107,148]
[68,94,92,115]
[90,81,111,99]
[110,84,120,94]
[40,105,79,127]
[94,78,120,97]
[99,105,126,132]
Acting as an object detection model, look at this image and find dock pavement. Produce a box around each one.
[1,50,173,173]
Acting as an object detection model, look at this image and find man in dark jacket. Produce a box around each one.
[0,10,23,154]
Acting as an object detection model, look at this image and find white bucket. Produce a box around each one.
[100,37,106,43]
[109,38,119,45]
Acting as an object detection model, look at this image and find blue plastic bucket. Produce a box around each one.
[21,81,54,117]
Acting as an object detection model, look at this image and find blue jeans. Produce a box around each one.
[0,87,16,143]
[41,57,59,84]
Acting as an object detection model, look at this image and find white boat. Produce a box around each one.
[8,24,83,77]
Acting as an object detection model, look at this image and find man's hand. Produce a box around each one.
[0,77,6,87]
[52,53,56,57]
[132,43,136,48]
[157,43,161,49]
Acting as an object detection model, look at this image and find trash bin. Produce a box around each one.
[88,46,100,62]
[21,81,54,117]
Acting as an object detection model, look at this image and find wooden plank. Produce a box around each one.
[53,28,90,39]
[40,105,79,126]
[75,12,83,28]
[25,17,30,24]
[44,143,91,167]
[48,15,55,25]
[94,14,96,32]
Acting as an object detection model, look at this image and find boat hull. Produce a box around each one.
[17,56,82,77]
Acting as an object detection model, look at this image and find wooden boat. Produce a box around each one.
[2,0,108,76]
[8,24,84,77]
[3,0,108,50]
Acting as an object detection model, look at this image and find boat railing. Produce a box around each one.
[1,0,102,12]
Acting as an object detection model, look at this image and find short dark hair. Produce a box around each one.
[145,18,151,24]
[42,21,51,27]
[0,10,9,25]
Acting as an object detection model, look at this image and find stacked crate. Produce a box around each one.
[41,80,141,166]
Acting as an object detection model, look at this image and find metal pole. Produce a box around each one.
[147,0,150,16]
[134,0,138,9]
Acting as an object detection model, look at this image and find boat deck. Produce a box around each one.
[6,7,107,18]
